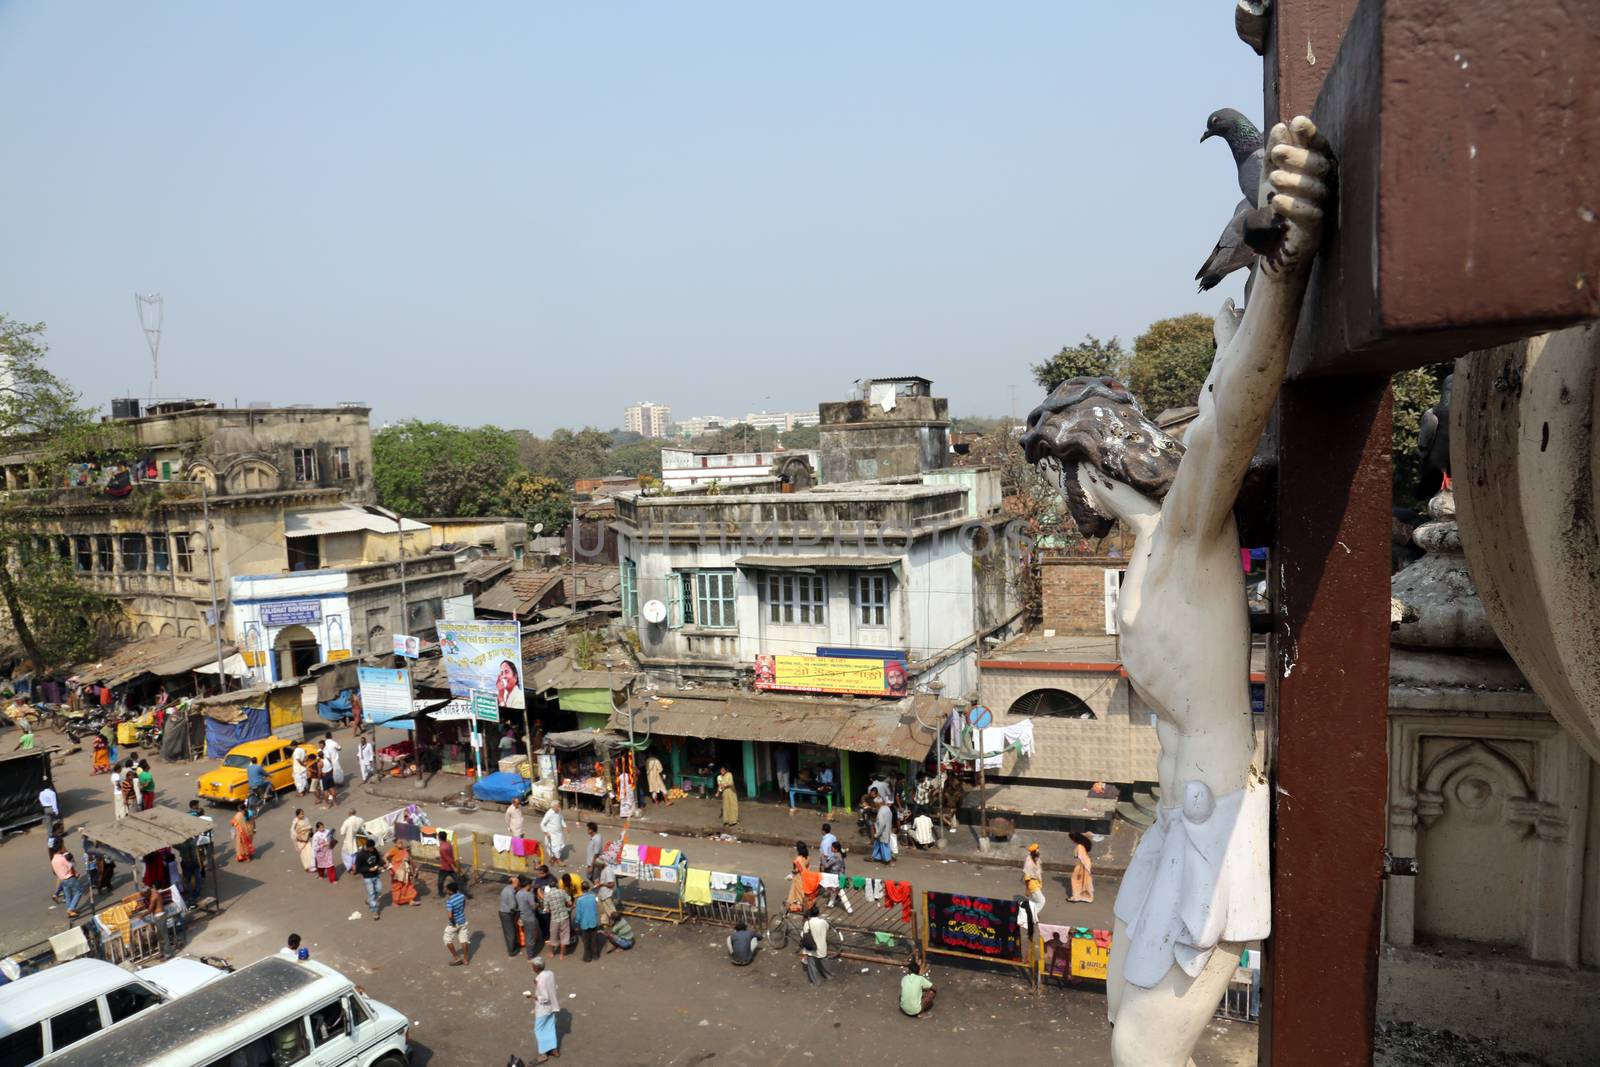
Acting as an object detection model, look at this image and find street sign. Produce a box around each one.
[471,688,500,724]
[967,704,993,730]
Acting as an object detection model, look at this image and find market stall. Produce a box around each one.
[921,889,1040,990]
[76,808,222,964]
[545,729,631,815]
[615,842,688,924]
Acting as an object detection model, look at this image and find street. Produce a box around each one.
[3,738,1257,1065]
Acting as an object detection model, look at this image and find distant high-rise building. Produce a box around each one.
[623,401,673,439]
[742,410,821,432]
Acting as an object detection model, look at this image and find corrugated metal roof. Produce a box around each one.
[69,636,239,687]
[285,505,429,537]
[613,690,946,758]
[828,703,937,760]
[81,807,212,863]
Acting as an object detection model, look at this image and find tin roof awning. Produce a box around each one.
[80,807,214,864]
[828,703,938,761]
[612,689,943,760]
[734,555,900,571]
[69,636,239,687]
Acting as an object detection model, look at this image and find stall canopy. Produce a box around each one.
[193,653,252,679]
[611,690,941,760]
[68,636,239,688]
[545,727,630,753]
[80,807,214,865]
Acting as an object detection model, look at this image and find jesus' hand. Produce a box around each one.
[1259,115,1332,280]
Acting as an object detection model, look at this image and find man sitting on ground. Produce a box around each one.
[900,957,935,1018]
[727,920,761,966]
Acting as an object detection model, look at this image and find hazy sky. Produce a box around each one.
[0,3,1260,433]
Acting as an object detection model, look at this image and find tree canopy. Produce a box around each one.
[1125,313,1217,418]
[0,316,119,671]
[372,421,521,517]
[1031,335,1126,393]
[503,471,571,535]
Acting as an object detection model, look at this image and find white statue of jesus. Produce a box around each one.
[1021,116,1331,1066]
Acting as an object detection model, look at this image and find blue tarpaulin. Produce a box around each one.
[204,707,271,758]
[317,688,355,723]
[472,772,530,803]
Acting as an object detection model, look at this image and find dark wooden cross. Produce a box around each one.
[1259,1,1599,1063]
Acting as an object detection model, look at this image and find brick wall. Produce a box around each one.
[1040,558,1123,635]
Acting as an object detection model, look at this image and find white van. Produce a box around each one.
[40,956,410,1067]
[0,956,226,1064]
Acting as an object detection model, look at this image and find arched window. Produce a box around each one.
[1008,688,1097,719]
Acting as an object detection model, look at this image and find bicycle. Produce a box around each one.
[766,909,844,953]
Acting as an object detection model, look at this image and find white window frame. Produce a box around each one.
[331,446,351,480]
[620,558,639,621]
[767,573,825,625]
[855,572,888,628]
[292,448,318,482]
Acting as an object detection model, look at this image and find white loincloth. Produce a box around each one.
[1112,779,1270,989]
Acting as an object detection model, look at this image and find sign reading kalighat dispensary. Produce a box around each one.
[752,653,909,697]
[260,599,322,627]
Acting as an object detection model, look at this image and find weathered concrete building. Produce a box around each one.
[816,376,950,484]
[425,517,530,562]
[614,467,1017,698]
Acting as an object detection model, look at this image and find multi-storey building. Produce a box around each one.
[623,401,673,439]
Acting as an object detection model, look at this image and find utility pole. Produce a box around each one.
[199,481,228,690]
[570,503,579,612]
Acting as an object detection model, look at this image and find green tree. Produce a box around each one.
[1031,335,1126,392]
[778,423,821,450]
[0,316,119,671]
[1125,313,1217,417]
[609,440,664,479]
[503,471,571,534]
[372,421,520,516]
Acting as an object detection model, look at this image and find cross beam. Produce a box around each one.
[1287,0,1600,379]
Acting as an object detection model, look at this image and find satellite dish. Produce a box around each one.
[532,523,545,535]
[642,599,667,624]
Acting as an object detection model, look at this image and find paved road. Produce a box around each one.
[2,740,1257,1065]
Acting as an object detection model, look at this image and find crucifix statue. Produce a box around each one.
[1021,116,1330,1067]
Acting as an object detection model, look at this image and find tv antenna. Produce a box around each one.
[134,293,164,398]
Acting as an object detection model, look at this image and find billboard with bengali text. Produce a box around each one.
[435,620,524,710]
[752,653,908,697]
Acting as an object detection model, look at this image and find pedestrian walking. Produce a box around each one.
[506,797,525,838]
[312,822,336,883]
[357,734,375,784]
[39,783,58,820]
[543,876,573,959]
[51,847,85,918]
[437,831,467,897]
[338,809,363,873]
[575,881,601,962]
[500,877,524,957]
[230,807,255,862]
[306,750,324,808]
[716,765,738,826]
[1068,831,1095,904]
[387,843,420,906]
[356,840,384,920]
[645,752,667,805]
[540,804,566,864]
[516,875,544,958]
[529,864,556,943]
[871,798,895,864]
[529,956,560,1062]
[323,736,345,790]
[443,879,470,966]
[137,760,155,810]
[583,822,602,878]
[1023,842,1047,922]
[292,743,309,796]
[291,809,315,873]
[111,763,127,820]
[800,905,833,985]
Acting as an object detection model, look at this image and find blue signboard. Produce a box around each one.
[260,599,322,627]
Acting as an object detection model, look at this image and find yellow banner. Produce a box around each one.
[1071,936,1110,980]
[754,654,892,696]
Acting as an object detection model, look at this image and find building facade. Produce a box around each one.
[742,410,820,432]
[623,401,673,439]
[817,377,950,484]
[613,469,1017,699]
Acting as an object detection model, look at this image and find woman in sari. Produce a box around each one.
[1067,831,1094,903]
[785,841,818,913]
[386,844,419,906]
[231,808,255,862]
[716,766,738,827]
[91,735,111,775]
[291,809,316,873]
[312,822,336,883]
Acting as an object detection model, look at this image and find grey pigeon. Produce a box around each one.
[1196,198,1254,291]
[1202,107,1265,202]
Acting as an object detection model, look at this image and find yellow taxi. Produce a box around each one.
[196,737,319,805]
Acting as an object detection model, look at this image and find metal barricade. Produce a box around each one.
[682,874,767,931]
[1215,967,1261,1022]
[821,874,919,967]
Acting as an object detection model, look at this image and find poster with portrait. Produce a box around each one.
[434,620,524,710]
